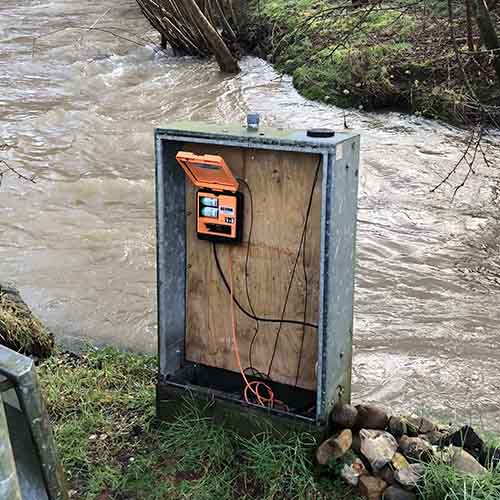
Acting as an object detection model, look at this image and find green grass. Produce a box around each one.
[419,460,500,500]
[484,433,500,450]
[38,347,500,499]
[38,347,353,500]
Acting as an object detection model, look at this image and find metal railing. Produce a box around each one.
[0,345,68,500]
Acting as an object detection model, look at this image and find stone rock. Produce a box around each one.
[331,402,358,429]
[316,429,352,465]
[404,416,437,436]
[388,417,407,440]
[404,417,421,437]
[398,436,434,463]
[360,429,398,471]
[394,463,425,489]
[358,475,387,500]
[391,452,409,471]
[419,417,437,434]
[340,457,367,487]
[383,485,418,500]
[356,405,389,430]
[437,422,454,434]
[375,464,395,486]
[449,446,487,476]
[432,445,453,464]
[444,426,484,458]
[420,430,447,446]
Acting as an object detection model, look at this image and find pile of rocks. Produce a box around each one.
[316,403,500,500]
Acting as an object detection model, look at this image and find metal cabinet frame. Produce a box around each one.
[155,121,360,427]
[0,345,67,500]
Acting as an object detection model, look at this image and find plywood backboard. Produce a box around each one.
[184,144,322,390]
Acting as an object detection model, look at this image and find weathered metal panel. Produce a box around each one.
[315,150,335,423]
[3,389,49,500]
[155,122,360,426]
[156,382,327,439]
[320,137,360,419]
[0,395,22,500]
[157,120,354,151]
[155,136,187,376]
[0,346,68,500]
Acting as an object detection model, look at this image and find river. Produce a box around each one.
[1,0,500,430]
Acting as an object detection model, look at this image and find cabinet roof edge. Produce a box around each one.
[155,121,358,150]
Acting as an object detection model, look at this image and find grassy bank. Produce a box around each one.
[0,284,53,358]
[246,0,500,125]
[38,348,350,500]
[38,348,500,499]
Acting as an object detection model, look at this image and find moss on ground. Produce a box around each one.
[246,0,500,125]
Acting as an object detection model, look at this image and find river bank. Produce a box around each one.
[245,0,500,126]
[38,347,500,500]
[2,0,500,432]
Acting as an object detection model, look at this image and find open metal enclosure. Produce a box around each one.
[0,345,68,500]
[155,121,359,428]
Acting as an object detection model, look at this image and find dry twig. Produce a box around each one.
[0,160,36,188]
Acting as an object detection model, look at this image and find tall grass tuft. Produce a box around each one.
[0,291,53,358]
[240,431,323,500]
[419,459,500,500]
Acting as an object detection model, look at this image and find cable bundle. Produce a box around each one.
[216,157,322,409]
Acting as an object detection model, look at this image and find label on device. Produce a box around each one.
[225,217,234,224]
[220,206,234,215]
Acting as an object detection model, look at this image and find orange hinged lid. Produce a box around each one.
[176,151,239,192]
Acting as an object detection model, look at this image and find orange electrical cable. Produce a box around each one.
[228,251,275,408]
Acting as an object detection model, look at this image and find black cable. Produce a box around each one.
[267,158,321,379]
[243,367,272,382]
[236,177,260,371]
[212,242,318,329]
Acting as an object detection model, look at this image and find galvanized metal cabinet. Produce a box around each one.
[155,121,359,429]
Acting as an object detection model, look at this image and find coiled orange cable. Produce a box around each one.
[228,251,276,408]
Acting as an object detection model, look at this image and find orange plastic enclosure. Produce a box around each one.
[176,151,243,243]
[175,151,239,193]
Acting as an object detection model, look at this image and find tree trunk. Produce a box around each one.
[474,0,500,87]
[465,0,475,51]
[184,0,240,73]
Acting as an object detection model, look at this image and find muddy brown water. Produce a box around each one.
[1,0,500,430]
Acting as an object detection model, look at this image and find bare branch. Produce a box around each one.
[32,25,169,59]
[0,160,36,187]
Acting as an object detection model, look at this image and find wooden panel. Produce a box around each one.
[184,144,322,390]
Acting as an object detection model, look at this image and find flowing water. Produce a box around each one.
[2,0,500,430]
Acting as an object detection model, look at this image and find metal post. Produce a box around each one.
[0,346,68,500]
[0,398,22,500]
